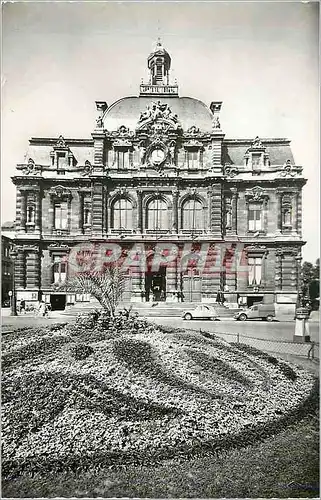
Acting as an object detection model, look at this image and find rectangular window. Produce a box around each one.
[116,150,129,169]
[248,257,262,285]
[53,255,67,284]
[57,152,67,169]
[187,150,198,169]
[248,203,262,231]
[251,154,261,167]
[54,202,68,230]
[56,152,66,174]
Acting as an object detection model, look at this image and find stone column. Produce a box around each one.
[15,189,23,232]
[202,243,221,300]
[137,190,143,233]
[20,191,27,232]
[263,198,269,233]
[296,191,302,235]
[172,188,179,233]
[166,260,177,300]
[276,192,282,234]
[48,195,55,233]
[35,190,41,232]
[230,188,238,234]
[78,192,84,233]
[275,249,282,290]
[292,193,297,234]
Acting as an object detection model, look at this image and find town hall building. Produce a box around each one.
[12,40,306,315]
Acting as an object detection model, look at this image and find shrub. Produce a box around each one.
[69,343,94,360]
[49,323,68,332]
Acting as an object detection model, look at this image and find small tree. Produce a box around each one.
[302,259,320,302]
[58,266,126,317]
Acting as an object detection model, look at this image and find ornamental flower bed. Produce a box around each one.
[2,311,317,479]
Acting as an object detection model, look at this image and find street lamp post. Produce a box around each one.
[293,254,310,343]
[10,248,18,316]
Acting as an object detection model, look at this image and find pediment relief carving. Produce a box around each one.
[279,160,302,177]
[224,163,239,178]
[183,139,203,148]
[21,158,42,176]
[113,139,133,148]
[244,186,269,201]
[137,101,182,132]
[49,185,72,199]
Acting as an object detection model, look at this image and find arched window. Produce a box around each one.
[112,198,133,230]
[182,198,204,230]
[146,198,169,230]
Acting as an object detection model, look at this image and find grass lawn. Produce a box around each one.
[2,313,319,498]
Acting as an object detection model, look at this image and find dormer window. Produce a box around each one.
[184,140,203,170]
[57,152,67,174]
[112,140,132,170]
[245,136,269,172]
[50,135,77,172]
[251,153,262,168]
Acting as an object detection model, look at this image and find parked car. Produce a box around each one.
[182,304,219,321]
[234,303,275,322]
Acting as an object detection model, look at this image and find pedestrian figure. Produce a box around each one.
[38,300,47,317]
[19,299,26,314]
[216,288,225,305]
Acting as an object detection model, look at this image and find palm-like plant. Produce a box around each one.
[58,266,126,317]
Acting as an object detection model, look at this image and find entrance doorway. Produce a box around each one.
[145,267,166,302]
[182,269,202,302]
[50,294,66,311]
[247,295,264,308]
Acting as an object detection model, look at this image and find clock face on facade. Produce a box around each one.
[150,148,165,165]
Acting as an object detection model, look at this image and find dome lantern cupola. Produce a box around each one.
[140,39,178,96]
[147,38,171,85]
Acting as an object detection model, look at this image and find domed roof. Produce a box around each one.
[147,39,171,66]
[103,96,214,133]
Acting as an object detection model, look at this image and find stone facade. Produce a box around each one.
[11,41,306,313]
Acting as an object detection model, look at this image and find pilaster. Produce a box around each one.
[210,183,223,237]
[15,248,26,289]
[25,246,40,289]
[92,181,104,235]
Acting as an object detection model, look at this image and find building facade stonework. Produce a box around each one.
[12,41,306,314]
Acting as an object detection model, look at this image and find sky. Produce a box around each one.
[2,1,319,262]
